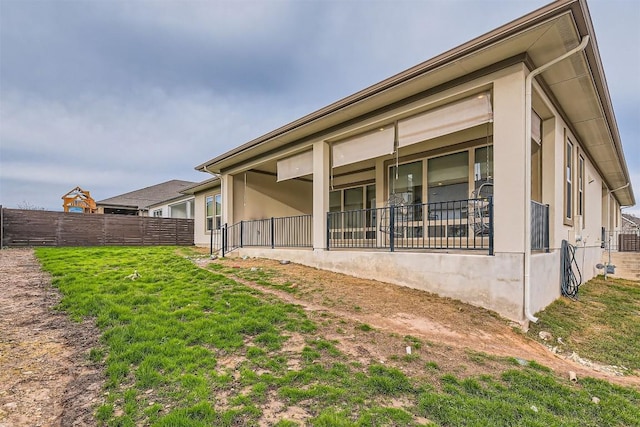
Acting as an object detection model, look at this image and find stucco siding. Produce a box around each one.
[233,171,312,221]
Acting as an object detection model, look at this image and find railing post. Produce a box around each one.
[488,196,494,256]
[326,213,330,250]
[544,204,550,253]
[240,220,244,248]
[222,223,227,257]
[270,217,275,249]
[389,206,395,252]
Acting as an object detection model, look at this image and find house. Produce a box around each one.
[96,180,196,217]
[192,0,635,323]
[180,177,222,246]
[622,214,640,235]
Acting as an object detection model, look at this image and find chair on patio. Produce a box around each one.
[380,193,409,237]
[469,182,493,236]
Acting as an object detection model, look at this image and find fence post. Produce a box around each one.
[240,220,244,248]
[389,206,395,252]
[270,217,275,249]
[488,196,494,256]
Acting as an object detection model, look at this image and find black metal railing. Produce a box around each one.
[531,201,550,252]
[220,214,312,256]
[327,197,494,254]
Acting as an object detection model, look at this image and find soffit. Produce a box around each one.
[526,11,632,204]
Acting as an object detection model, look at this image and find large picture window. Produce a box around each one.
[474,145,493,190]
[428,151,469,204]
[389,161,423,205]
[329,184,376,238]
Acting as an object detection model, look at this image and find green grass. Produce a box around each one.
[35,247,640,426]
[529,276,640,371]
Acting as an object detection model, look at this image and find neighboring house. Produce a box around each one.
[96,180,196,217]
[622,214,640,235]
[180,177,222,246]
[193,0,635,323]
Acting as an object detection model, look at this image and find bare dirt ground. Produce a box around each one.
[212,255,640,389]
[0,249,103,427]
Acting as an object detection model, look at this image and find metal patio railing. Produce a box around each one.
[219,214,312,256]
[531,200,550,252]
[327,197,494,254]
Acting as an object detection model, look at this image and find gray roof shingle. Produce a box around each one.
[96,180,196,210]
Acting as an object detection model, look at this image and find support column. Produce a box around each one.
[312,141,330,250]
[221,173,234,225]
[541,117,558,249]
[492,65,527,254]
[375,158,386,247]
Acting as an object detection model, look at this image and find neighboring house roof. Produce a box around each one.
[195,0,634,207]
[623,214,640,229]
[97,180,197,210]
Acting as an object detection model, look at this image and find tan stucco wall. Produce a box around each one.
[236,247,526,322]
[233,171,312,221]
[192,186,221,247]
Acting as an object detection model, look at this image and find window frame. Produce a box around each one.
[578,153,585,229]
[205,193,222,232]
[564,137,574,225]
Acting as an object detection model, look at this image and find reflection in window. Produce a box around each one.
[474,145,493,190]
[389,161,423,205]
[428,151,469,204]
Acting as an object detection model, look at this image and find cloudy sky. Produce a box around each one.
[1,0,639,215]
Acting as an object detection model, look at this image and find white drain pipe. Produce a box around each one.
[524,35,590,323]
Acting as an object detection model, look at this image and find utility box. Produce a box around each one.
[606,265,615,274]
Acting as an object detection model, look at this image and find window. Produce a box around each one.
[428,151,469,204]
[389,161,423,205]
[474,145,493,190]
[206,194,222,231]
[565,140,573,221]
[152,209,162,217]
[330,184,376,212]
[578,155,585,221]
[329,184,376,238]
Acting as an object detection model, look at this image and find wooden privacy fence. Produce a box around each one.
[618,233,640,252]
[1,208,194,247]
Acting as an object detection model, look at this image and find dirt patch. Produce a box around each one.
[0,249,103,427]
[213,255,640,388]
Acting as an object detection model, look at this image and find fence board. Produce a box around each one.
[1,208,193,247]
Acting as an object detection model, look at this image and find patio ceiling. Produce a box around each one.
[197,0,633,206]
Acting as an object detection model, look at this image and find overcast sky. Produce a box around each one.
[1,0,639,215]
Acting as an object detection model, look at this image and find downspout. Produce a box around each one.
[524,35,590,323]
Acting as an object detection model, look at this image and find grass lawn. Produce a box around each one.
[36,247,640,426]
[528,275,640,373]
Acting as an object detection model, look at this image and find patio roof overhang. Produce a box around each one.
[196,0,634,207]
